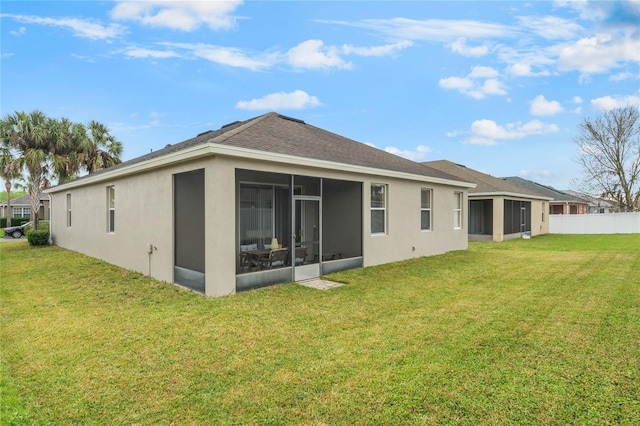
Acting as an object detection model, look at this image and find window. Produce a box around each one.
[107,186,115,233]
[12,207,30,218]
[453,192,463,229]
[66,194,71,227]
[371,184,387,234]
[421,188,432,230]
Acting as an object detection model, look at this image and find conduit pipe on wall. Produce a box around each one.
[147,243,157,276]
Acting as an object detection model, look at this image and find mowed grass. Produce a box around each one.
[1,234,639,425]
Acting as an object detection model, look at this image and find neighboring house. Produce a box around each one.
[46,112,475,297]
[423,161,552,242]
[0,194,50,221]
[503,177,589,215]
[563,190,616,214]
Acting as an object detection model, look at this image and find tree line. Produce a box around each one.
[0,110,123,229]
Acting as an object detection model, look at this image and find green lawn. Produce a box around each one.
[1,235,639,425]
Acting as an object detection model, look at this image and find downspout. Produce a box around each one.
[48,196,53,245]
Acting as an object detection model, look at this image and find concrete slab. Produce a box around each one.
[298,279,344,290]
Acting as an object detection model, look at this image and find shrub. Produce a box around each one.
[1,217,30,228]
[26,230,50,246]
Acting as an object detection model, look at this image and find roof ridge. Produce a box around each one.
[211,112,277,145]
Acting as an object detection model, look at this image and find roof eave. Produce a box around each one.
[47,142,476,193]
[472,191,553,201]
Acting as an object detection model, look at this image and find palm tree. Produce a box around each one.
[52,117,89,183]
[81,120,123,174]
[0,111,125,229]
[0,148,22,228]
[0,110,57,229]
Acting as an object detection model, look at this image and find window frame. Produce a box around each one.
[12,207,30,218]
[107,186,115,233]
[421,188,432,231]
[370,183,387,235]
[66,193,71,227]
[453,191,463,230]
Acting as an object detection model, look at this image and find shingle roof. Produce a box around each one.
[71,112,469,185]
[0,194,49,207]
[502,177,588,203]
[563,190,615,207]
[423,160,549,199]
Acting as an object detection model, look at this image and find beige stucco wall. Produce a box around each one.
[50,154,469,297]
[488,196,548,242]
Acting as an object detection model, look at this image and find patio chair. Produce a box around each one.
[293,247,307,266]
[262,248,288,269]
[239,243,258,272]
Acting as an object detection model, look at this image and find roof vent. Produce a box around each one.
[221,120,241,129]
[165,144,172,148]
[278,114,305,124]
[197,130,215,137]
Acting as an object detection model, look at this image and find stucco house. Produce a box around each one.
[502,177,590,215]
[46,113,474,297]
[0,194,50,222]
[423,161,552,242]
[563,190,616,214]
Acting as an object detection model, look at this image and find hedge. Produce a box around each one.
[26,230,50,246]
[0,217,30,228]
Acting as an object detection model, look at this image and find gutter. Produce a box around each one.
[472,191,553,201]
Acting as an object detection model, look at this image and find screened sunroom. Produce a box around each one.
[235,169,363,292]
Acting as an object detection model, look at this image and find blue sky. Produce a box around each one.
[1,1,639,190]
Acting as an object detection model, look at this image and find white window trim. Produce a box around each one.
[371,183,387,235]
[453,191,463,230]
[66,193,71,227]
[421,188,432,231]
[107,186,115,233]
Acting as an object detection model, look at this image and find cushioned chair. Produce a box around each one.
[294,247,307,265]
[262,248,288,269]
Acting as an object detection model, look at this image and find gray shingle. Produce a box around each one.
[423,160,547,197]
[502,177,588,203]
[79,112,468,185]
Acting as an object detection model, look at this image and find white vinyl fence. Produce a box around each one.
[549,212,640,234]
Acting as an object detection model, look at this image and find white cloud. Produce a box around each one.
[110,0,242,31]
[440,66,506,99]
[506,62,550,77]
[609,71,638,81]
[439,76,473,91]
[329,18,515,42]
[124,47,179,59]
[384,145,431,161]
[530,95,564,116]
[480,79,507,95]
[517,15,583,40]
[235,90,321,110]
[572,96,583,104]
[342,40,413,57]
[9,26,26,36]
[558,34,640,74]
[468,66,499,78]
[2,14,125,39]
[449,38,489,57]
[464,118,559,145]
[160,42,273,71]
[590,95,640,111]
[287,40,352,70]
